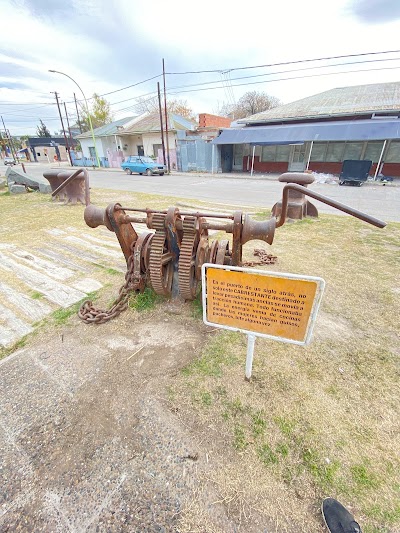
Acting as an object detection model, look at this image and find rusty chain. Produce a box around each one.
[78,242,140,324]
[78,241,276,324]
[242,248,277,267]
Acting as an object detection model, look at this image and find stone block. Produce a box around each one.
[9,184,27,194]
[5,167,52,193]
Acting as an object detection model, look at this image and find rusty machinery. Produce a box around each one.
[78,173,386,323]
[43,168,90,205]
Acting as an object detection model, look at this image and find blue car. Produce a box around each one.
[121,156,165,176]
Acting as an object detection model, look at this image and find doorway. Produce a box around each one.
[221,144,233,173]
[233,144,244,170]
[288,144,306,171]
[137,145,144,156]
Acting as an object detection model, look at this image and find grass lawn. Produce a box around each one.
[171,214,400,533]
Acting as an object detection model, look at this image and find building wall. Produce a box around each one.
[80,137,105,159]
[177,139,220,172]
[33,145,68,162]
[243,156,289,173]
[199,113,231,128]
[142,132,176,157]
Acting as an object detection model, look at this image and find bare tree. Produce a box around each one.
[218,91,281,119]
[134,97,196,121]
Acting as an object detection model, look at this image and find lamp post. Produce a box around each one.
[48,69,101,168]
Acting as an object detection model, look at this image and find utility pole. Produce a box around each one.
[157,82,166,167]
[1,115,17,160]
[74,92,83,134]
[162,58,171,174]
[63,102,73,142]
[51,91,72,166]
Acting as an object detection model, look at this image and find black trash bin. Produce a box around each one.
[339,159,372,186]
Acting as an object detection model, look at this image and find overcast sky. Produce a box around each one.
[1,0,400,134]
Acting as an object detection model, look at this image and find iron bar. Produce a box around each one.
[116,206,234,219]
[276,183,386,228]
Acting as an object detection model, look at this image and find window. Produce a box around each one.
[261,146,276,161]
[275,145,291,161]
[153,144,162,156]
[326,142,345,162]
[37,152,41,157]
[343,142,363,160]
[89,146,96,158]
[364,141,384,163]
[310,142,327,161]
[386,141,400,163]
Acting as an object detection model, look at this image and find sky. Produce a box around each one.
[1,0,400,135]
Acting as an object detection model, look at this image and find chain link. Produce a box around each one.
[242,248,278,267]
[78,242,140,324]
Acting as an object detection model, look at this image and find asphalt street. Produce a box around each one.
[2,162,399,222]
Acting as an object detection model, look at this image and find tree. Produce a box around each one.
[133,97,196,121]
[36,120,51,137]
[79,93,114,132]
[219,91,281,120]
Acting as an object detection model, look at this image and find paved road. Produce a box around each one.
[2,162,399,222]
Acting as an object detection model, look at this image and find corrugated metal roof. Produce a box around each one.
[121,111,196,134]
[77,117,135,139]
[211,118,400,145]
[240,82,400,124]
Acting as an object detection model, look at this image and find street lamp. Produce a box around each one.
[48,69,101,168]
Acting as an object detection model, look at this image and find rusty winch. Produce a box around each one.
[79,175,386,323]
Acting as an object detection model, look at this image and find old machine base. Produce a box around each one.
[78,171,386,324]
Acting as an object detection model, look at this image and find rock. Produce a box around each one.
[5,167,52,193]
[0,177,6,189]
[9,184,27,194]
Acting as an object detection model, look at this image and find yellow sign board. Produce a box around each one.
[203,264,324,345]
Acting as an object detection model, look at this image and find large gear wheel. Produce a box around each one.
[179,216,208,300]
[149,214,174,296]
[216,239,230,265]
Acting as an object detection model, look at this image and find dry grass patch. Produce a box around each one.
[172,215,400,533]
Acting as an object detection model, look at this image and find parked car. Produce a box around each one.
[3,157,16,166]
[121,156,165,176]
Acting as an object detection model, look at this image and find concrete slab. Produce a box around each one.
[5,166,52,193]
[64,236,121,258]
[0,303,33,347]
[11,249,74,280]
[36,248,91,273]
[0,252,87,308]
[72,278,103,293]
[0,349,72,437]
[0,281,52,321]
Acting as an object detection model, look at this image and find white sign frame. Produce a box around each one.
[201,263,325,379]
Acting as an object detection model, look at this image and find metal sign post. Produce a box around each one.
[202,263,325,380]
[245,334,256,380]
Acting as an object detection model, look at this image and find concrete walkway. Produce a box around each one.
[0,306,239,532]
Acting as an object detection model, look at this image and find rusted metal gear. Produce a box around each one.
[149,214,174,296]
[216,239,230,265]
[209,239,219,264]
[195,235,210,280]
[179,216,208,300]
[133,231,153,291]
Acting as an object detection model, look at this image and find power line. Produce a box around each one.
[166,56,400,92]
[165,49,400,74]
[167,64,400,95]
